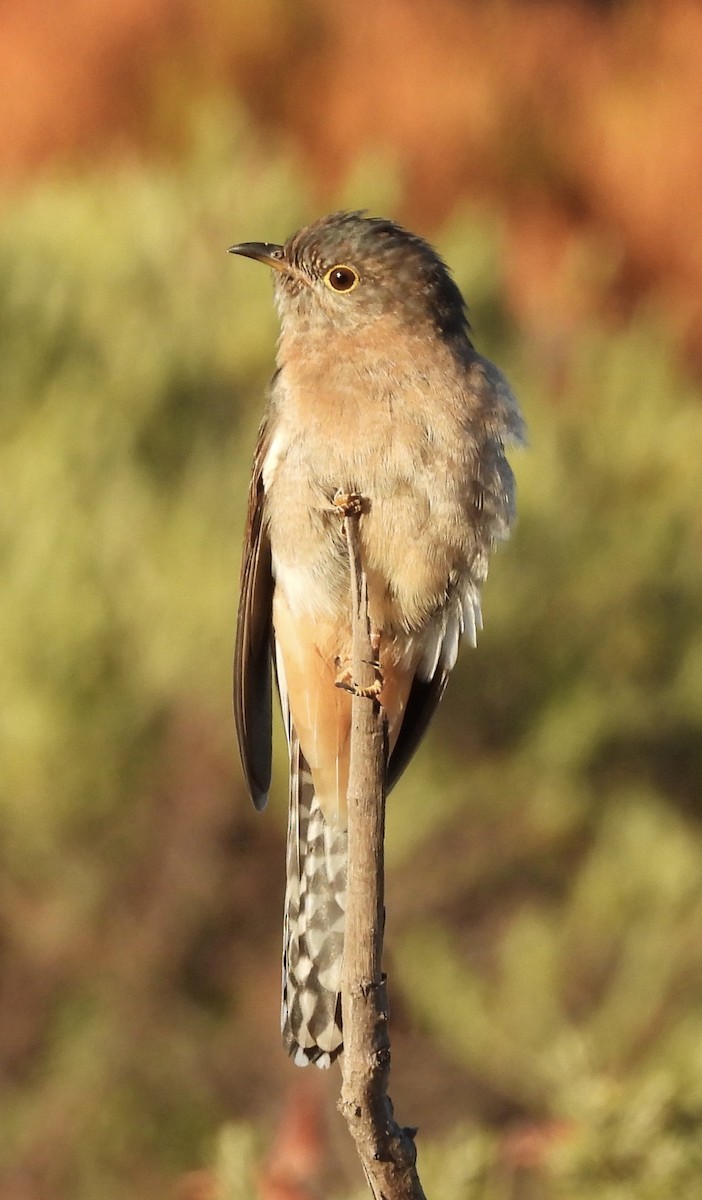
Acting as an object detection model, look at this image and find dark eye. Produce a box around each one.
[324,264,359,293]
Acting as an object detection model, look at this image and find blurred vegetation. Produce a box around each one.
[2,108,702,1200]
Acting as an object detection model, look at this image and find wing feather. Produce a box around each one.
[387,668,449,792]
[234,419,274,809]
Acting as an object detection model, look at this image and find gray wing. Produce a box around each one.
[387,670,450,792]
[234,419,274,809]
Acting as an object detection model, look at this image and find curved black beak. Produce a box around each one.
[227,241,287,271]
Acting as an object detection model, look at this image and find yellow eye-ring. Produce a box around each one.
[324,264,360,293]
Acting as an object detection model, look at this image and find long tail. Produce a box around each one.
[281,735,347,1068]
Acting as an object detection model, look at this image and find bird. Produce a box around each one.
[229,211,525,1068]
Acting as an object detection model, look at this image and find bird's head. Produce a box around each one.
[229,211,469,343]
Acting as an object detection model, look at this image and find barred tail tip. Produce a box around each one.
[291,1043,333,1069]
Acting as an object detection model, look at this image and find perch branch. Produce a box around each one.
[337,496,428,1200]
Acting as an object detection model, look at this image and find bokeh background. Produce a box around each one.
[2,1,702,1197]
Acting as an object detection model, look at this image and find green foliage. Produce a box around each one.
[2,106,702,1198]
[211,1123,258,1200]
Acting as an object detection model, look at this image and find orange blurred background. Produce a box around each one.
[2,0,702,357]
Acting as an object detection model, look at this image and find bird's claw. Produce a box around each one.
[332,491,367,517]
[335,658,383,699]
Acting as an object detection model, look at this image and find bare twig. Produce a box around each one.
[338,501,428,1200]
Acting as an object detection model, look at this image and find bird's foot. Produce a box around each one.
[332,491,368,517]
[335,657,383,699]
